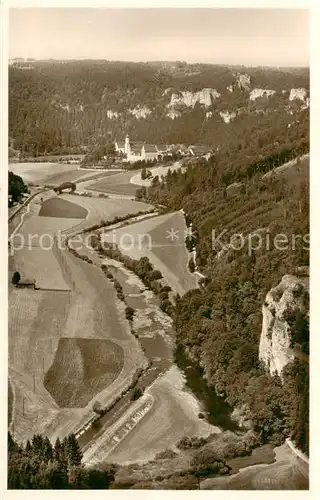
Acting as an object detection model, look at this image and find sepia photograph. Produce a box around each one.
[5,4,309,491]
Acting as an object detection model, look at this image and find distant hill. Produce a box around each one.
[9,60,309,157]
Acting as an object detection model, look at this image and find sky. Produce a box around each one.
[9,8,309,67]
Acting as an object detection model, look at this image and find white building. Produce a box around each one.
[115,135,160,163]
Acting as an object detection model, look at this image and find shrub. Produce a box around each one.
[176,436,207,451]
[125,306,135,321]
[148,269,163,281]
[155,449,178,460]
[12,271,21,285]
[188,258,196,273]
[191,446,222,467]
[93,401,104,416]
[131,387,143,401]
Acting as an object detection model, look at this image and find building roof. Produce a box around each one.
[157,145,169,152]
[115,141,125,148]
[188,145,213,154]
[128,141,143,154]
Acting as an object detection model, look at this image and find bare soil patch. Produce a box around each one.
[44,338,124,408]
[39,197,88,219]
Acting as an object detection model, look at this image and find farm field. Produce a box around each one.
[42,168,121,187]
[102,211,198,295]
[39,198,88,218]
[13,246,71,290]
[60,193,153,228]
[11,213,85,246]
[44,338,124,407]
[87,171,138,196]
[9,253,147,443]
[9,162,78,184]
[9,161,122,186]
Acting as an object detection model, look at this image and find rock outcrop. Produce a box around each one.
[107,110,119,119]
[220,111,236,123]
[249,88,276,101]
[236,73,251,91]
[259,273,309,377]
[289,88,308,102]
[129,106,152,119]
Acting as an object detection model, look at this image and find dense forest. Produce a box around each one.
[9,60,309,157]
[8,432,116,489]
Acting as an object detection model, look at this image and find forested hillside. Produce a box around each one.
[9,60,309,156]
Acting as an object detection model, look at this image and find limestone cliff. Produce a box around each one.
[259,272,309,377]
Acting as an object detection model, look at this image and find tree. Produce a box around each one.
[148,269,162,281]
[131,387,143,401]
[9,171,27,203]
[106,142,116,157]
[141,167,147,180]
[53,437,64,463]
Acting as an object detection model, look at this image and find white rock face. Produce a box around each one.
[287,120,300,129]
[58,103,71,112]
[129,106,152,119]
[289,88,308,102]
[162,87,173,96]
[236,73,251,91]
[259,274,309,377]
[106,110,119,119]
[226,85,234,92]
[300,97,310,110]
[249,88,276,101]
[206,111,213,119]
[220,111,236,123]
[168,88,220,109]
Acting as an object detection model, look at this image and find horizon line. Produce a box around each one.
[9,57,309,70]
